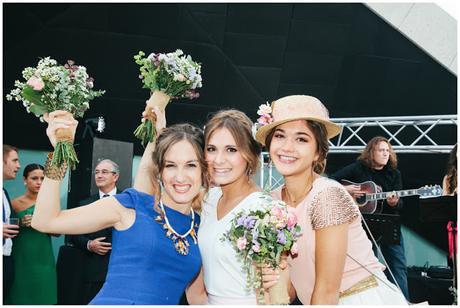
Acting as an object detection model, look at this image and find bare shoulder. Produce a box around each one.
[11,196,33,213]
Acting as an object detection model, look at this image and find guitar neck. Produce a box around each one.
[367,189,419,201]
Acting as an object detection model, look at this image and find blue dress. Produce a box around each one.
[90,188,201,305]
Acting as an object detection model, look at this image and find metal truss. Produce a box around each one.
[329,114,457,154]
[258,114,457,189]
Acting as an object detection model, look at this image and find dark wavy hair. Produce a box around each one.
[23,163,44,178]
[265,120,329,174]
[445,144,457,195]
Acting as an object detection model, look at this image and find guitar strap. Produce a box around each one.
[345,214,407,302]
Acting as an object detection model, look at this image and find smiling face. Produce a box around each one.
[94,161,119,192]
[160,140,203,208]
[24,169,45,194]
[269,120,320,178]
[205,127,249,187]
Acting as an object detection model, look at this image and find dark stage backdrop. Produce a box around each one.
[3,3,457,252]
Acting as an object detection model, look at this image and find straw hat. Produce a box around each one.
[255,95,342,146]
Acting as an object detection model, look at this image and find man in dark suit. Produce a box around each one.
[2,145,21,303]
[69,159,120,304]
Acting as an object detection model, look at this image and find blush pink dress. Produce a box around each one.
[272,177,407,305]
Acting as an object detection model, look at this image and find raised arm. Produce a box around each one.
[32,111,132,235]
[133,106,166,194]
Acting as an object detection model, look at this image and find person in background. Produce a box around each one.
[442,144,457,196]
[69,159,120,304]
[442,144,457,271]
[258,95,407,305]
[6,164,57,304]
[329,136,409,300]
[3,144,21,303]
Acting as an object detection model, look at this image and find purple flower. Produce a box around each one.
[243,217,256,229]
[236,215,246,226]
[252,229,259,241]
[277,230,286,245]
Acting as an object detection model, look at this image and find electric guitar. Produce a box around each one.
[340,180,443,214]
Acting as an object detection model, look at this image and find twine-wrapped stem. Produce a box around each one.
[134,90,171,147]
[51,112,79,170]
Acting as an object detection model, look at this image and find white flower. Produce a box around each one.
[174,73,186,82]
[257,102,272,116]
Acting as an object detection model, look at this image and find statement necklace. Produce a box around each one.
[154,201,198,256]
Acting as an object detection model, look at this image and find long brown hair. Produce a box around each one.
[358,136,398,169]
[205,109,261,176]
[265,120,330,174]
[152,123,209,211]
[445,144,457,194]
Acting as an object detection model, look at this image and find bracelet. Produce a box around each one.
[44,152,68,180]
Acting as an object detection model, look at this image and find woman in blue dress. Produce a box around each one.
[32,108,208,305]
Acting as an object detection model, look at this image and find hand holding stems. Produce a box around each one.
[133,104,166,195]
[44,110,79,149]
[3,223,19,239]
[44,110,79,170]
[260,257,295,304]
[143,105,166,134]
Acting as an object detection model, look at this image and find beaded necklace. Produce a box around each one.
[154,200,198,255]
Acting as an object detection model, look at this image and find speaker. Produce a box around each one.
[408,266,455,305]
[67,137,134,210]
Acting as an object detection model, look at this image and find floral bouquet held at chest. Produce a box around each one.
[6,57,105,169]
[222,195,302,304]
[133,49,202,146]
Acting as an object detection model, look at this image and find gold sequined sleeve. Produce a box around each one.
[310,186,360,230]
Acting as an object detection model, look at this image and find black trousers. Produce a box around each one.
[82,281,104,304]
[3,255,14,303]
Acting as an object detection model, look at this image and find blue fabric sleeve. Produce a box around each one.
[114,188,139,209]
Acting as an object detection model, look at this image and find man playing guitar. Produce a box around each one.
[329,136,408,300]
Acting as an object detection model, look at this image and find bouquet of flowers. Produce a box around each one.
[133,49,202,146]
[222,195,302,304]
[6,57,105,169]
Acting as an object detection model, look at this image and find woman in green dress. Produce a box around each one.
[6,163,57,305]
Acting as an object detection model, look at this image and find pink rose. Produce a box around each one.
[27,76,45,91]
[252,243,260,253]
[270,205,284,220]
[291,242,299,255]
[287,211,298,229]
[236,237,247,250]
[257,114,272,126]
